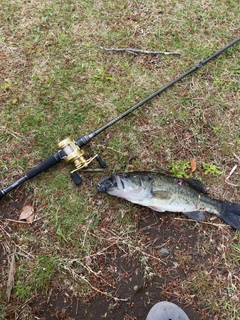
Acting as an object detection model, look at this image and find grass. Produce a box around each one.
[177,231,240,319]
[0,0,239,319]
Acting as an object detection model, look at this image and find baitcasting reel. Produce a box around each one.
[57,137,106,185]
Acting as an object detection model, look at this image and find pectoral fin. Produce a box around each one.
[183,211,206,221]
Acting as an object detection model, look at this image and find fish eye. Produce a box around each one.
[123,173,130,178]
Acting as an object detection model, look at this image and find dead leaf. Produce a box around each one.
[19,205,34,223]
[26,213,34,224]
[7,254,16,302]
[190,158,197,172]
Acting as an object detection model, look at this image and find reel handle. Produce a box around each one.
[70,172,83,185]
[96,155,106,168]
[70,154,106,185]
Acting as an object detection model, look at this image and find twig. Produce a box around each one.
[14,294,39,315]
[0,125,27,141]
[3,219,31,224]
[61,257,115,288]
[0,224,12,239]
[15,244,35,259]
[174,217,230,228]
[2,214,50,224]
[233,153,240,162]
[225,164,239,186]
[122,239,166,264]
[225,164,238,181]
[63,264,129,302]
[101,228,166,264]
[7,252,16,301]
[99,46,181,55]
[81,260,116,288]
[140,222,158,231]
[82,219,92,248]
[81,168,106,172]
[47,289,53,304]
[225,154,240,186]
[87,243,117,258]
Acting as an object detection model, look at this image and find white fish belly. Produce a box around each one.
[135,196,199,212]
[131,196,219,214]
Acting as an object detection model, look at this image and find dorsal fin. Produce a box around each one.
[184,178,208,194]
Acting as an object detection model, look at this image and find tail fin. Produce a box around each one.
[220,201,240,230]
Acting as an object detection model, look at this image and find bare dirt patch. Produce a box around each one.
[2,189,231,319]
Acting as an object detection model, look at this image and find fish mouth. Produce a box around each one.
[97,174,130,192]
[97,175,117,192]
[98,173,154,203]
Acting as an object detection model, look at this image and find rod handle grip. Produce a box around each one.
[0,191,5,199]
[0,152,62,199]
[26,152,62,179]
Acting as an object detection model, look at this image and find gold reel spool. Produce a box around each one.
[57,137,97,172]
[57,137,106,185]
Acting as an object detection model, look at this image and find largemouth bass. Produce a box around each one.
[97,172,240,230]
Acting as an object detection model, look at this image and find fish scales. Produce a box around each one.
[149,173,219,214]
[97,172,240,230]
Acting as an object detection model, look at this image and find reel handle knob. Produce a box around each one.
[96,155,106,168]
[70,172,83,185]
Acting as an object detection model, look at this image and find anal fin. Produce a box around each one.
[183,211,206,222]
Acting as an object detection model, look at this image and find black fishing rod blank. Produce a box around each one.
[0,37,239,200]
[77,37,240,145]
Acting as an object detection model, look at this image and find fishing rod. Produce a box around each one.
[0,37,239,200]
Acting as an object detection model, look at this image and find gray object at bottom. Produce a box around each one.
[146,301,190,320]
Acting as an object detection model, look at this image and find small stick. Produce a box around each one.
[174,217,230,228]
[3,219,31,224]
[224,153,240,186]
[233,153,240,162]
[225,164,238,181]
[2,213,51,224]
[63,264,129,302]
[99,46,181,55]
[0,125,26,141]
